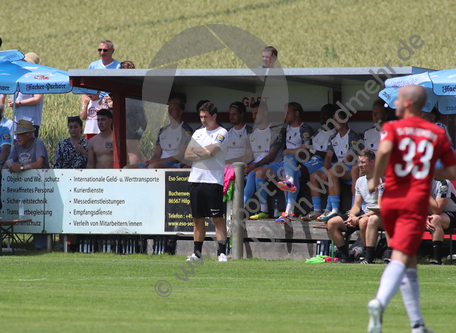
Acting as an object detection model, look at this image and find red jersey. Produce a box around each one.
[381,116,456,214]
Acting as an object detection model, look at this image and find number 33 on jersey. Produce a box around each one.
[380,116,456,212]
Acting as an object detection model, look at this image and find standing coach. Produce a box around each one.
[184,102,229,262]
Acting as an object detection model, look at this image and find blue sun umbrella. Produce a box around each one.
[378,69,456,114]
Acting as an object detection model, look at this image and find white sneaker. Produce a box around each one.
[186,253,203,262]
[411,326,434,333]
[316,209,331,222]
[367,298,383,333]
[218,253,228,262]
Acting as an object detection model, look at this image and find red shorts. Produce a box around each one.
[381,206,426,257]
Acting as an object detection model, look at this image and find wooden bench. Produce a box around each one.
[0,219,31,255]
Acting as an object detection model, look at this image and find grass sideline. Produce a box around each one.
[2,0,456,164]
[0,253,454,333]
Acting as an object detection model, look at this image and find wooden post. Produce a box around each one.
[112,92,127,168]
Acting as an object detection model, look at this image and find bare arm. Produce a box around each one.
[0,144,10,170]
[323,150,333,170]
[80,95,90,120]
[86,140,95,169]
[434,165,456,181]
[185,144,221,162]
[368,140,393,192]
[429,196,448,215]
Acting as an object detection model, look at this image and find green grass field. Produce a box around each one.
[2,2,456,332]
[0,253,455,333]
[2,0,456,164]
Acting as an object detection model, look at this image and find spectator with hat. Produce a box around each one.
[5,119,49,172]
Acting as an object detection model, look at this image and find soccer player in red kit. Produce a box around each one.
[366,85,456,333]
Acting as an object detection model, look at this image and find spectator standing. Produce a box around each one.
[8,52,43,138]
[260,46,278,68]
[6,120,49,172]
[87,109,114,169]
[80,91,102,140]
[54,116,88,169]
[88,40,120,70]
[184,102,228,262]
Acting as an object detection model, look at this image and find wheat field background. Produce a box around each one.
[2,0,456,164]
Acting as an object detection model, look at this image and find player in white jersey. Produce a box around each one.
[243,101,283,219]
[254,102,313,222]
[327,150,383,263]
[309,109,364,222]
[124,99,193,169]
[350,99,388,200]
[185,102,229,262]
[225,102,253,164]
[300,104,337,221]
[426,179,456,265]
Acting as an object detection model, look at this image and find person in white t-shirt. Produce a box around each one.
[243,101,283,220]
[80,91,102,140]
[350,99,387,202]
[184,102,228,262]
[327,149,383,263]
[225,101,253,165]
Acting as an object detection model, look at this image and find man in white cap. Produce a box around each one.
[5,120,49,173]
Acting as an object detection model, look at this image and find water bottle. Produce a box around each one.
[19,198,25,218]
[274,199,279,218]
[107,239,111,253]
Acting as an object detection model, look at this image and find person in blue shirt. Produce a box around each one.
[88,40,121,69]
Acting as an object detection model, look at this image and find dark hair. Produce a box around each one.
[286,102,304,119]
[263,46,278,57]
[98,109,113,119]
[359,149,376,161]
[229,101,247,114]
[251,100,268,111]
[68,116,83,127]
[196,100,210,113]
[199,102,217,116]
[430,106,441,122]
[320,103,337,117]
[372,98,387,109]
[120,60,135,69]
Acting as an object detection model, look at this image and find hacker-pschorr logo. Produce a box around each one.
[33,75,50,80]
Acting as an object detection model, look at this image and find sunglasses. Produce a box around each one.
[98,48,110,53]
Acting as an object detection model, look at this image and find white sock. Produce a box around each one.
[288,176,294,184]
[400,268,424,328]
[376,260,406,308]
[260,204,268,213]
[332,208,340,214]
[286,203,294,215]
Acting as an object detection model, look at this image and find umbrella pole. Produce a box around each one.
[11,92,16,145]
